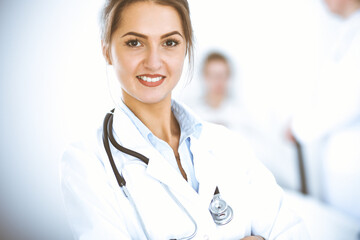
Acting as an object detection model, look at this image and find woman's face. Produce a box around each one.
[109,2,186,105]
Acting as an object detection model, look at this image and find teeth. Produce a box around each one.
[138,76,163,82]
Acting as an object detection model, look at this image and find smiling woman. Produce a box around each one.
[104,2,187,105]
[60,0,309,239]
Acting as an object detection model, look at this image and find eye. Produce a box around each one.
[163,39,179,47]
[126,39,142,47]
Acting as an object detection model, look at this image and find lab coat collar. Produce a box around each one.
[112,108,218,204]
[116,99,203,145]
[190,136,218,204]
[112,108,200,201]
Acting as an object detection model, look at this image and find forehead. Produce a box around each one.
[118,2,184,36]
[204,59,230,75]
[205,59,229,69]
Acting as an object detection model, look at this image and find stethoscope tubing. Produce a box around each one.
[103,110,197,240]
[107,111,149,165]
[102,110,126,187]
[161,183,198,240]
[103,111,152,239]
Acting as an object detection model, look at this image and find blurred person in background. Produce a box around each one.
[190,52,254,135]
[288,0,360,220]
[189,52,298,192]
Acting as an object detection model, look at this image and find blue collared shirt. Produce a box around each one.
[118,99,202,192]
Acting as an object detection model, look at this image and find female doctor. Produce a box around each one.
[61,0,308,239]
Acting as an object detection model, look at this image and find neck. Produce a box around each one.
[340,1,360,18]
[122,93,180,151]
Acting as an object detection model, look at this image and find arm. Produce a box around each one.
[211,125,310,239]
[246,154,310,239]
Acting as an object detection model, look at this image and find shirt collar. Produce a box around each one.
[116,99,203,144]
[171,99,202,142]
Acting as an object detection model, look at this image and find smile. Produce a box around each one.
[137,74,165,87]
[137,75,164,82]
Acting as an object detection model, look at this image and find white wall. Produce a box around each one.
[0,1,108,239]
[0,0,339,239]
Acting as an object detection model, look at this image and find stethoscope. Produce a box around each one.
[102,109,233,239]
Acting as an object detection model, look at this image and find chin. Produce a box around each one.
[132,92,171,105]
[122,85,174,106]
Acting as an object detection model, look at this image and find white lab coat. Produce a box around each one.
[291,10,360,143]
[291,9,360,218]
[61,104,308,239]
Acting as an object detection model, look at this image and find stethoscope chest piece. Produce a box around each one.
[209,194,233,225]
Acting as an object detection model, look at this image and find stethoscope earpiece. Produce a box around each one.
[209,194,233,225]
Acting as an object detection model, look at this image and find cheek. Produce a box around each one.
[168,53,186,77]
[113,52,141,82]
[164,45,186,71]
[172,58,185,76]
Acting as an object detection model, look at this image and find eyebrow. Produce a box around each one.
[121,31,183,39]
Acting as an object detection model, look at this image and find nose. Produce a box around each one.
[143,46,162,71]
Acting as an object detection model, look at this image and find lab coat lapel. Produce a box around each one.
[112,109,153,162]
[145,151,199,200]
[191,137,218,205]
[112,109,198,200]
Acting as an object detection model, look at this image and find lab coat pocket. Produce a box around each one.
[122,163,197,240]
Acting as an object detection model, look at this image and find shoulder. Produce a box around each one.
[199,121,278,185]
[60,123,134,238]
[178,98,254,156]
[60,125,108,185]
[201,121,254,155]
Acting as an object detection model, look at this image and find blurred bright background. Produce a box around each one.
[0,0,359,239]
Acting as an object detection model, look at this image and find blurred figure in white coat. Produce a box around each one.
[190,52,297,191]
[190,52,254,135]
[289,0,360,220]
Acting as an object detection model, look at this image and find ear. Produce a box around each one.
[101,40,112,65]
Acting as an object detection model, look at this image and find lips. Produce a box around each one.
[137,74,165,87]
